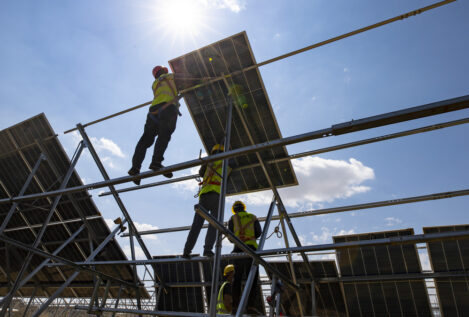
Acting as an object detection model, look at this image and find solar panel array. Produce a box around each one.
[0,114,148,298]
[267,261,347,316]
[333,229,432,317]
[424,225,469,317]
[169,31,298,196]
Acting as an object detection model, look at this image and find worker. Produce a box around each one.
[182,144,231,258]
[128,65,180,185]
[217,264,235,314]
[228,84,248,109]
[228,200,262,314]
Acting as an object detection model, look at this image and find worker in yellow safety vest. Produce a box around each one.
[228,200,263,315]
[128,65,181,184]
[217,264,235,314]
[182,144,231,258]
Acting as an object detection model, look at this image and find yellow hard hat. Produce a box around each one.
[211,144,224,154]
[224,264,235,276]
[231,200,246,214]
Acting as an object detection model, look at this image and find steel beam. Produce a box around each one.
[208,93,233,317]
[75,306,260,316]
[76,124,166,292]
[2,94,469,205]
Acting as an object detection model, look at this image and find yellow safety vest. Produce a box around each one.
[199,160,223,196]
[151,73,178,106]
[232,211,258,249]
[216,281,230,314]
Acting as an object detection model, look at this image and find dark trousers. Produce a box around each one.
[232,245,260,312]
[183,191,219,254]
[131,104,178,170]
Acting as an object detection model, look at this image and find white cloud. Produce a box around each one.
[171,166,201,194]
[274,32,281,39]
[343,67,349,73]
[91,136,125,158]
[104,218,115,230]
[209,0,246,12]
[419,251,431,271]
[229,157,374,209]
[311,226,355,244]
[133,221,160,240]
[123,245,146,260]
[384,217,402,227]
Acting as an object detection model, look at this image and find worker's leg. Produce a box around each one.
[203,192,220,253]
[131,113,158,170]
[152,105,178,164]
[183,194,208,255]
[231,255,244,312]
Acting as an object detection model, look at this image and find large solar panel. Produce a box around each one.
[424,225,469,316]
[333,229,432,317]
[169,31,298,195]
[0,114,148,298]
[267,261,347,317]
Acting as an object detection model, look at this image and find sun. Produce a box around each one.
[159,0,206,38]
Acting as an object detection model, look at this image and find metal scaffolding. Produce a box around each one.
[1,0,468,316]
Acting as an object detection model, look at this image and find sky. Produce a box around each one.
[1,0,468,282]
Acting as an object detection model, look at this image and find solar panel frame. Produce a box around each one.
[333,229,432,317]
[169,31,298,196]
[0,113,149,299]
[266,260,347,317]
[424,224,469,317]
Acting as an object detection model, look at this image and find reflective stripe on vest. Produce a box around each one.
[199,160,223,195]
[151,74,177,106]
[216,281,230,314]
[233,211,258,249]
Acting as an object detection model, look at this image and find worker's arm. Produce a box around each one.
[199,164,207,178]
[254,218,262,238]
[228,217,233,232]
[224,293,233,313]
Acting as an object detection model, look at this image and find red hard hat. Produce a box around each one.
[152,65,168,78]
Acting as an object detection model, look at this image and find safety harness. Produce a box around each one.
[233,212,257,245]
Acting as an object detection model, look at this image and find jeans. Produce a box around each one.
[131,104,178,170]
[183,191,220,253]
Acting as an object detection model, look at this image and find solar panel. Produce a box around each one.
[169,31,298,195]
[266,260,347,317]
[424,225,469,316]
[333,229,432,317]
[0,114,148,298]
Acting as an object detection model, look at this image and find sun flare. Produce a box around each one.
[159,0,206,38]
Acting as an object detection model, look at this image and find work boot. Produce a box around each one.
[127,167,141,185]
[203,250,214,257]
[149,162,173,178]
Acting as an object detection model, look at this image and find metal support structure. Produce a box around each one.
[129,228,143,316]
[311,281,317,317]
[3,94,469,205]
[22,283,39,317]
[236,197,276,316]
[88,276,102,314]
[76,123,167,292]
[111,284,124,317]
[0,142,85,315]
[0,153,45,234]
[195,205,299,291]
[108,116,469,199]
[208,94,233,317]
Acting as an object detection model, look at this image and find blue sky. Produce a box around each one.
[1,0,468,273]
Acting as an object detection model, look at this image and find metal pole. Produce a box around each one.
[0,142,85,315]
[195,205,299,291]
[28,220,134,317]
[129,188,469,236]
[69,229,469,266]
[208,94,233,317]
[129,228,143,316]
[109,116,469,199]
[311,281,317,317]
[3,94,469,204]
[76,124,167,292]
[0,153,45,234]
[22,283,38,317]
[236,197,276,316]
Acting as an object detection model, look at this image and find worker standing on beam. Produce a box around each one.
[183,144,231,258]
[128,65,180,185]
[228,200,263,314]
[217,264,235,314]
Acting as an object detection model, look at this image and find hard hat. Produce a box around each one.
[211,144,224,154]
[232,200,246,214]
[223,264,235,276]
[152,65,168,78]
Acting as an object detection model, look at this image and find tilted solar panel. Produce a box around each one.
[333,229,432,317]
[267,261,347,317]
[0,114,148,298]
[169,31,298,195]
[424,225,469,316]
